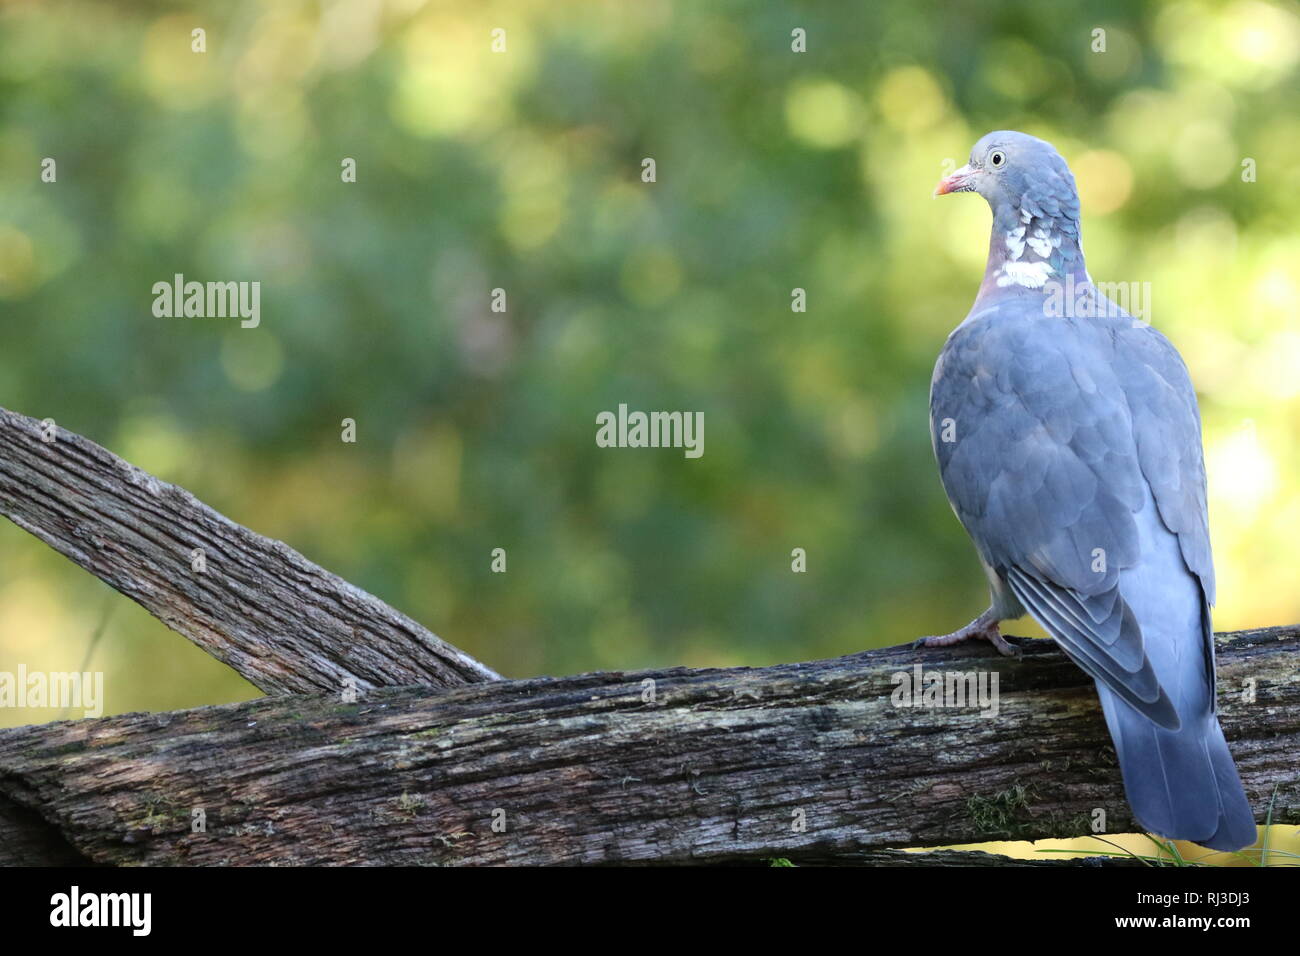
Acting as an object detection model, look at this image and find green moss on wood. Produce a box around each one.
[967,784,1033,835]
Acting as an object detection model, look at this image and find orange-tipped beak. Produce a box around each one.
[934,163,975,196]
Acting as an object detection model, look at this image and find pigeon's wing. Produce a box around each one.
[1113,320,1215,604]
[930,305,1180,728]
[1111,317,1219,705]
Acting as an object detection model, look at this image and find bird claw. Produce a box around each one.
[914,621,1020,657]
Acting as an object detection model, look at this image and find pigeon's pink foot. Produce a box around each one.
[913,610,1019,657]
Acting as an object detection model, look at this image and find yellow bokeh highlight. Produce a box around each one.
[1074,150,1134,214]
[0,226,35,298]
[875,66,949,132]
[1208,422,1278,523]
[785,78,862,148]
[392,421,464,522]
[1172,120,1238,189]
[221,330,285,391]
[1159,0,1300,89]
[142,16,221,110]
[494,134,569,250]
[115,410,192,482]
[391,12,534,139]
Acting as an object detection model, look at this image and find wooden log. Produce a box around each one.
[0,406,497,694]
[1,627,1293,866]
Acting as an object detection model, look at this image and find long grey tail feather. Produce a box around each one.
[1097,685,1256,852]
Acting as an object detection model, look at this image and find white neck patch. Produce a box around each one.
[996,213,1064,289]
[996,260,1053,289]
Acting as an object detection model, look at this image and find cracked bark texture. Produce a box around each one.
[0,406,498,694]
[1,627,1294,866]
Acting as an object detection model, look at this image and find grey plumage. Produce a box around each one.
[930,131,1255,851]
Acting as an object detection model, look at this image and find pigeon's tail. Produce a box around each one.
[1097,686,1256,852]
[1097,484,1253,853]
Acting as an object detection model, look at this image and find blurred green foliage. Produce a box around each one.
[1,0,1298,731]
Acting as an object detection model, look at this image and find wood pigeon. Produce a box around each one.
[925,130,1256,853]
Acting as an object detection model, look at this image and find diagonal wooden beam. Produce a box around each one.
[0,406,498,694]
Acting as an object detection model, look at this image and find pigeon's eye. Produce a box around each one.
[989,150,1007,168]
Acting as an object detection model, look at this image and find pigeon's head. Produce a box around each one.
[934,131,1079,226]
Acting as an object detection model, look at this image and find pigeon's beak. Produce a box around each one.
[934,164,976,197]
